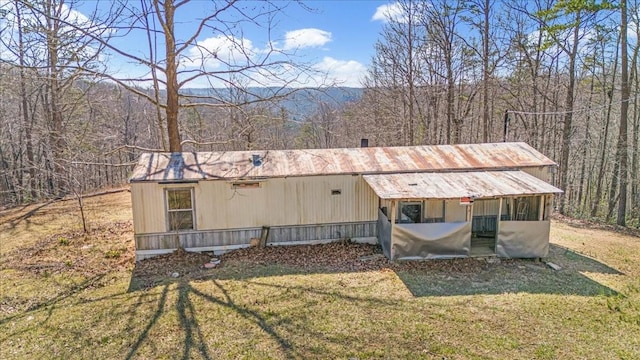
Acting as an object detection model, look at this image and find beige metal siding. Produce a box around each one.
[191,175,378,231]
[424,200,444,219]
[131,182,165,234]
[522,166,553,183]
[473,199,500,216]
[445,200,467,222]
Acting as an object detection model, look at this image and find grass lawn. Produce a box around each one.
[1,190,639,359]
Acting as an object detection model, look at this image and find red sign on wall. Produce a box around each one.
[460,197,473,205]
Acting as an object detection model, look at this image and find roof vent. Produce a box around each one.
[252,154,262,166]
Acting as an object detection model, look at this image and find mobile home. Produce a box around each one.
[129,142,561,261]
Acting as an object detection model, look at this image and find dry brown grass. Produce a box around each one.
[0,189,132,256]
[1,190,639,359]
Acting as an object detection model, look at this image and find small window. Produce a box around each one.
[424,199,445,223]
[166,188,194,231]
[331,189,342,195]
[397,202,422,223]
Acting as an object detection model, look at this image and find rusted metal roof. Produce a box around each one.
[129,142,557,182]
[363,171,562,199]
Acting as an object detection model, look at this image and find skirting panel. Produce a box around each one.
[135,221,378,259]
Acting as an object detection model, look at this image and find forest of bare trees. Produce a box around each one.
[0,0,638,227]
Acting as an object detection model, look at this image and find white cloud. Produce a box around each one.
[284,28,332,50]
[185,35,256,68]
[178,56,367,88]
[313,57,366,87]
[372,3,404,23]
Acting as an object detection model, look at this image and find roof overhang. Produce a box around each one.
[363,171,563,200]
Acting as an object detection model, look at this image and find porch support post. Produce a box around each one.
[497,197,503,236]
[389,200,397,260]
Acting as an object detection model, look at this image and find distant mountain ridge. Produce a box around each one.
[181,87,364,120]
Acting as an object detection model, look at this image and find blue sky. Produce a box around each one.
[3,1,636,89]
[100,0,395,88]
[0,0,397,88]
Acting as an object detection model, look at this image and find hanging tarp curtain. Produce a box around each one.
[496,221,550,258]
[377,209,392,258]
[392,222,471,260]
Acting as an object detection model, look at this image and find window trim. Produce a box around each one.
[165,187,196,231]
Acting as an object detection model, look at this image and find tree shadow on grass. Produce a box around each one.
[0,273,106,326]
[127,242,623,299]
[1,200,57,230]
[124,278,320,359]
[121,242,628,358]
[396,244,622,297]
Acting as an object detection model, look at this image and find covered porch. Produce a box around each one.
[364,171,562,260]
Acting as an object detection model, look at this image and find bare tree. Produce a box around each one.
[64,0,319,152]
[1,0,115,198]
[615,0,630,225]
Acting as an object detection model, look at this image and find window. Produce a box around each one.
[424,199,445,223]
[398,202,422,223]
[514,196,540,221]
[166,188,194,231]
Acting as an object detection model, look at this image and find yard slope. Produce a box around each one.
[1,191,639,359]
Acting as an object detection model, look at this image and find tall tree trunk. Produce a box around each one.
[616,0,629,226]
[559,11,581,215]
[592,33,620,218]
[578,74,595,216]
[482,0,490,143]
[15,1,37,201]
[158,0,182,152]
[45,0,67,197]
[629,5,639,222]
[447,61,456,144]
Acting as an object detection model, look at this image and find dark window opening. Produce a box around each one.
[331,189,342,195]
[397,202,422,223]
[514,196,540,221]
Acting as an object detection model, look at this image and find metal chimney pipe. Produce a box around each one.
[252,154,262,166]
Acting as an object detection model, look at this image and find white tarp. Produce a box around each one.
[496,220,550,258]
[392,222,471,260]
[377,209,392,258]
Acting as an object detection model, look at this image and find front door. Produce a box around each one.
[471,199,499,255]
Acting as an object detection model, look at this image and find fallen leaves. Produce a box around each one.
[3,220,134,278]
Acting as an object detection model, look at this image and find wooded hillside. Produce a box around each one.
[0,0,637,226]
